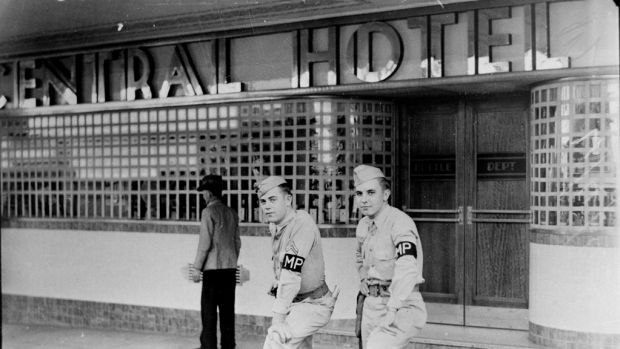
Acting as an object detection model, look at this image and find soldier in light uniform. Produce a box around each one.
[256,176,338,349]
[353,165,427,349]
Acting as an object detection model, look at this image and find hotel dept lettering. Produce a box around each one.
[411,157,455,177]
[0,2,573,109]
[477,153,527,178]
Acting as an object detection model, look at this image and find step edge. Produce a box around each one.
[316,329,538,349]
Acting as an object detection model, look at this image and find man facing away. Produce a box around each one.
[353,165,427,348]
[189,175,241,349]
[256,176,339,349]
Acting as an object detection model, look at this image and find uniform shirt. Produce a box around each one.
[270,209,326,315]
[355,204,424,309]
[194,199,241,270]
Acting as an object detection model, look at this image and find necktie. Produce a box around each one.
[368,221,377,236]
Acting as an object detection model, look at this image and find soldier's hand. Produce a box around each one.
[271,312,287,326]
[267,323,291,344]
[359,279,369,296]
[189,266,202,283]
[380,307,397,328]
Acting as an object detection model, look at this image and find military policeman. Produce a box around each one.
[256,176,338,349]
[353,165,427,348]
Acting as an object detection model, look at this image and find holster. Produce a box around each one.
[355,292,365,339]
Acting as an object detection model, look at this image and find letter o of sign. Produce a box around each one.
[345,22,403,83]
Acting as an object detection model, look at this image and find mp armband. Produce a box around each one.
[396,241,417,259]
[282,254,305,272]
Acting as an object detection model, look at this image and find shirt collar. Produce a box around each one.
[269,208,296,237]
[369,204,391,229]
[206,198,222,207]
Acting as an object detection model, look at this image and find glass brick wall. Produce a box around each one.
[530,77,619,228]
[0,98,394,225]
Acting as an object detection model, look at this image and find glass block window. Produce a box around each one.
[530,78,619,228]
[0,98,394,225]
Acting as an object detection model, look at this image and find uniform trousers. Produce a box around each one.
[263,291,336,349]
[201,268,237,349]
[362,292,426,349]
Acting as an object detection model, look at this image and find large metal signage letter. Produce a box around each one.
[524,2,570,70]
[0,62,15,109]
[407,16,428,78]
[159,44,204,98]
[40,56,78,106]
[217,38,243,93]
[408,14,459,78]
[345,22,403,82]
[293,27,338,87]
[468,8,513,75]
[126,48,153,101]
[19,60,37,108]
[97,50,125,102]
[83,54,98,103]
[429,13,457,77]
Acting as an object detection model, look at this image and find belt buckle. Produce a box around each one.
[368,285,380,297]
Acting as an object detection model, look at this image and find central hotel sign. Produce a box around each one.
[0,0,612,110]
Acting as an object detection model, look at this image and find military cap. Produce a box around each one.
[353,165,385,187]
[255,176,288,197]
[196,174,223,192]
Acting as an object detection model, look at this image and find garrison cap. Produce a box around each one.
[353,165,385,187]
[197,174,223,192]
[255,176,288,197]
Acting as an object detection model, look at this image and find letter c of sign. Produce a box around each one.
[0,64,8,109]
[345,22,403,83]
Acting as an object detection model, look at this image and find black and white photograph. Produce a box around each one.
[1,0,618,348]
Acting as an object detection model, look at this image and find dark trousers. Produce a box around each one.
[200,268,237,349]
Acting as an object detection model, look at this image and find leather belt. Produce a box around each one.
[367,284,419,297]
[368,284,390,297]
[293,282,329,303]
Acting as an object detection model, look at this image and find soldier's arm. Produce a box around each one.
[387,221,421,310]
[272,217,316,316]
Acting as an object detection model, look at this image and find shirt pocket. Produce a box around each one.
[373,247,395,279]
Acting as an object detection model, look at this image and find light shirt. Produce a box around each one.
[355,204,424,309]
[270,209,326,314]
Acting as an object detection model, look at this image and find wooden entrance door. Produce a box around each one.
[399,94,529,329]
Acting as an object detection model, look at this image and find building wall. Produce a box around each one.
[529,242,620,334]
[1,228,359,319]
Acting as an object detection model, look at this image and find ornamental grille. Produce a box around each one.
[1,98,394,225]
[530,78,619,228]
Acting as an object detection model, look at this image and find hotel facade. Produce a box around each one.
[1,0,618,347]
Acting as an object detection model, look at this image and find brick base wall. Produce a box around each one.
[529,322,620,349]
[1,294,272,338]
[2,293,357,345]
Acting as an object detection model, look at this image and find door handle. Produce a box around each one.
[467,206,531,224]
[402,206,464,224]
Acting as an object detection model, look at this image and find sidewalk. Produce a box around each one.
[2,323,349,349]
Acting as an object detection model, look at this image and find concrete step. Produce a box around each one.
[4,322,543,349]
[313,323,543,349]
